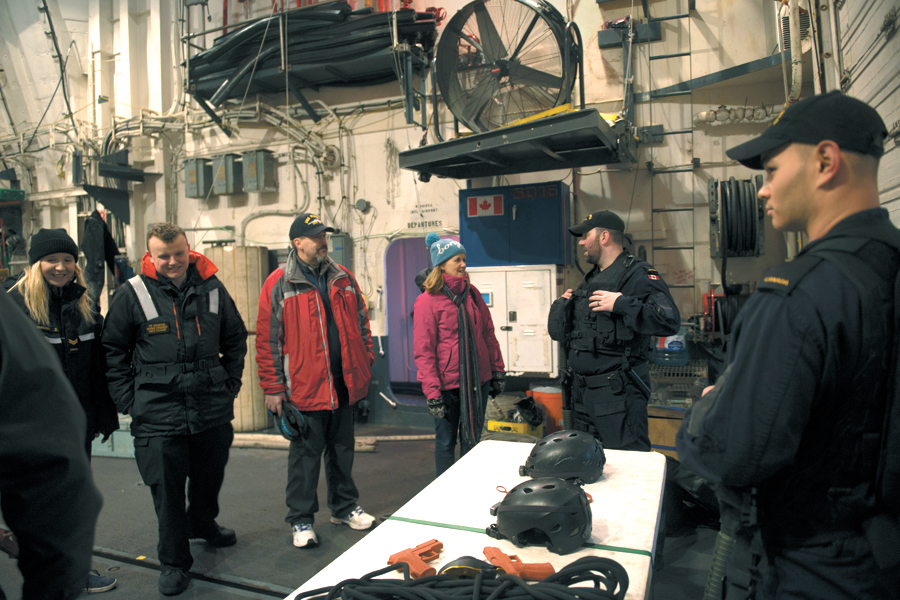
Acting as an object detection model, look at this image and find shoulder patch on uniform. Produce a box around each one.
[648,274,660,280]
[757,255,822,294]
[145,322,170,335]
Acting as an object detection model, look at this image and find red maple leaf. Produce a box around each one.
[480,199,492,211]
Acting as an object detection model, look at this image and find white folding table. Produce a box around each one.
[289,439,667,600]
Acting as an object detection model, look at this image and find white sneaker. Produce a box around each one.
[330,506,376,530]
[292,523,318,548]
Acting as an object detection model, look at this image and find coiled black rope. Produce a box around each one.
[296,556,630,600]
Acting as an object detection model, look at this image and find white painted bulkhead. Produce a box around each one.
[0,0,897,378]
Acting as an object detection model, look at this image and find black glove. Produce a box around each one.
[427,396,447,419]
[489,372,506,398]
[227,378,242,398]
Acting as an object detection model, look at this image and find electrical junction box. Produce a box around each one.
[0,188,25,202]
[72,151,84,186]
[459,180,570,267]
[184,158,212,198]
[242,149,277,192]
[328,231,351,269]
[467,264,560,376]
[212,154,243,195]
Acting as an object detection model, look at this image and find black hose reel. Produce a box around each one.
[709,175,765,259]
[708,175,765,296]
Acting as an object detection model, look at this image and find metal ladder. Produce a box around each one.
[644,0,697,311]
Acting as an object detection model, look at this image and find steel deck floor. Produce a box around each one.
[1,424,714,599]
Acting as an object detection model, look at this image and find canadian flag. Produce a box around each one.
[467,195,504,217]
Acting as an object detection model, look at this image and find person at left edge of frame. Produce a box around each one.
[6,227,118,595]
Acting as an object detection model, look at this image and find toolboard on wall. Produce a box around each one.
[459,181,570,267]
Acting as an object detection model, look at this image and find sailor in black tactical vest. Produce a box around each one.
[677,91,900,600]
[548,211,680,451]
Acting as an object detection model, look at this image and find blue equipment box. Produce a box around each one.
[459,181,570,267]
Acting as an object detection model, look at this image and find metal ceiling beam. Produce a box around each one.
[633,51,791,103]
[98,162,145,182]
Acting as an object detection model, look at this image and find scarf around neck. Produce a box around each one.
[441,275,483,447]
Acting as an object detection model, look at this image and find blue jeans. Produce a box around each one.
[433,383,489,476]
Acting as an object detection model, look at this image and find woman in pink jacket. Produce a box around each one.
[413,233,505,475]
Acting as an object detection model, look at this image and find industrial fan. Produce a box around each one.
[435,0,577,133]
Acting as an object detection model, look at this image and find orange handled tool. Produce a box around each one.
[483,546,556,580]
[388,539,443,579]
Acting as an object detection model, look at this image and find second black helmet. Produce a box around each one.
[519,430,606,483]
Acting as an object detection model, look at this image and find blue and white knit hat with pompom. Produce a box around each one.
[426,232,466,267]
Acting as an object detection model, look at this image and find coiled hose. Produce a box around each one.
[718,177,759,296]
[296,555,630,600]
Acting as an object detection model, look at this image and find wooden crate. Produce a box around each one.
[648,405,686,459]
[205,246,271,432]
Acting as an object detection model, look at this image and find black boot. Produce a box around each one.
[158,569,190,596]
[191,523,237,547]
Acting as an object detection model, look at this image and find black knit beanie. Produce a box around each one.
[28,228,79,265]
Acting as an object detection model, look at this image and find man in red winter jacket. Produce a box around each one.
[256,213,376,549]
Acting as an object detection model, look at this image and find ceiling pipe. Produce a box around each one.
[789,0,803,104]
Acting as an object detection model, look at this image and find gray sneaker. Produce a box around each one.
[84,569,117,594]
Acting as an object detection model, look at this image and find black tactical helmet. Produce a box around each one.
[277,401,308,442]
[519,430,606,483]
[486,477,592,555]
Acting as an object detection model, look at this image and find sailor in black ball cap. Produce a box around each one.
[677,91,899,599]
[548,210,680,451]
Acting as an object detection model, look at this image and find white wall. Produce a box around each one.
[5,0,892,331]
[838,0,900,216]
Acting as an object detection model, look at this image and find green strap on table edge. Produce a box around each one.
[386,516,653,557]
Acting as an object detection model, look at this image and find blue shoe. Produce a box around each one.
[84,569,117,593]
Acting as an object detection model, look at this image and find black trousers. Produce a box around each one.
[757,535,900,600]
[285,378,358,526]
[134,422,233,570]
[571,367,651,452]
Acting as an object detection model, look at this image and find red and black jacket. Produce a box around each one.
[256,252,374,410]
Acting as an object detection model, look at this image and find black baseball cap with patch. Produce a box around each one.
[289,213,334,240]
[726,91,888,170]
[568,210,626,236]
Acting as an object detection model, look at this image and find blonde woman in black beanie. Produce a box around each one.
[6,228,119,594]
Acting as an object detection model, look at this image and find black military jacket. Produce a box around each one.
[102,255,248,437]
[549,251,680,374]
[677,208,900,548]
[0,289,103,599]
[8,281,119,438]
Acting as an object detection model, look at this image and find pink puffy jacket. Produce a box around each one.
[413,273,505,401]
